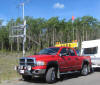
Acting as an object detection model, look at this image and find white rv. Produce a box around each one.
[81,39,100,68]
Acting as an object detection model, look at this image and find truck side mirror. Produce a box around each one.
[59,54,62,57]
[59,53,65,57]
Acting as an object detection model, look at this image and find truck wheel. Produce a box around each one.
[46,67,57,83]
[81,64,89,76]
[22,75,32,81]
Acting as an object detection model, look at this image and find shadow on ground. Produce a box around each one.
[19,69,100,84]
[93,68,100,72]
[19,72,81,84]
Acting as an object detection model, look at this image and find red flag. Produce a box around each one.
[72,16,75,21]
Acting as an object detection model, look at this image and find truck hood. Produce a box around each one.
[28,55,57,61]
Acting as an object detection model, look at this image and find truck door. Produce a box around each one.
[69,48,81,70]
[58,48,72,72]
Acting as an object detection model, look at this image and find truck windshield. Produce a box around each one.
[38,48,60,55]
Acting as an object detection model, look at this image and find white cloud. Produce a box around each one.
[53,2,64,9]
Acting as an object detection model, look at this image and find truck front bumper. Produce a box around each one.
[17,66,46,78]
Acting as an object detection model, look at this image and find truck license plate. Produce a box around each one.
[20,70,24,74]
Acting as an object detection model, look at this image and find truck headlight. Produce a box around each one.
[36,61,46,66]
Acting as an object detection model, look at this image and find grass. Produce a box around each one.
[0,51,33,83]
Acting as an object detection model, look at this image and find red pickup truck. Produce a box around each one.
[17,47,91,83]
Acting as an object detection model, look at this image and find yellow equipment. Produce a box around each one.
[55,40,78,48]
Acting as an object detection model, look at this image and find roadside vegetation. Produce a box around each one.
[0,52,33,83]
[0,16,100,52]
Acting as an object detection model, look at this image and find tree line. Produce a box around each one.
[0,16,100,53]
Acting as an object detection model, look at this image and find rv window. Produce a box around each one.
[83,47,98,54]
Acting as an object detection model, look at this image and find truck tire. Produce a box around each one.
[81,64,89,76]
[22,75,32,81]
[46,67,57,83]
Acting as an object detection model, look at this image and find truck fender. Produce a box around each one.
[81,60,89,67]
[81,59,90,71]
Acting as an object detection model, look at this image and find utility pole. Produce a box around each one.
[21,3,26,57]
[9,3,26,57]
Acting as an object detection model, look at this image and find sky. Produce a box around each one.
[0,0,100,25]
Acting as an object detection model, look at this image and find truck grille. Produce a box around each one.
[20,57,35,66]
